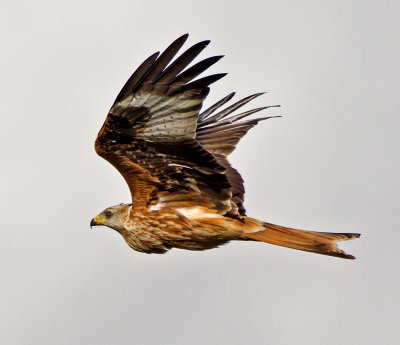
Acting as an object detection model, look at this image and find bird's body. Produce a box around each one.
[91,34,360,259]
[121,203,245,253]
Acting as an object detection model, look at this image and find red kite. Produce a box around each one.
[91,34,359,259]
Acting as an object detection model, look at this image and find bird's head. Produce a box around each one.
[90,203,130,232]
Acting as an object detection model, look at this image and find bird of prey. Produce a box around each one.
[91,34,360,259]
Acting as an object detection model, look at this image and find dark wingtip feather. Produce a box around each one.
[155,39,213,84]
[199,92,236,121]
[170,55,224,86]
[183,73,227,90]
[232,107,282,123]
[254,115,282,122]
[143,35,190,83]
[112,51,160,106]
[199,40,211,47]
[199,92,269,126]
[254,92,267,97]
[171,33,190,46]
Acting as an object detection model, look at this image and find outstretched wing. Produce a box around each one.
[196,93,280,215]
[95,34,279,216]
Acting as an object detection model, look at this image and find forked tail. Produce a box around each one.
[242,220,360,259]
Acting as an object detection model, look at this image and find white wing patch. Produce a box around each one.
[149,201,220,220]
[176,206,220,219]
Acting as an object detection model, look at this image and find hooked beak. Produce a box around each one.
[90,217,98,228]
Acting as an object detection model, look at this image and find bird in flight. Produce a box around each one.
[91,34,360,259]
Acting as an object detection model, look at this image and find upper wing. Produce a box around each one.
[95,34,279,216]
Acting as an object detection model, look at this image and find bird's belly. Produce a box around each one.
[121,208,241,253]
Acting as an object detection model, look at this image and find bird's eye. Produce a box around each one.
[105,211,113,218]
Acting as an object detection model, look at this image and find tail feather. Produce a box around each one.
[242,221,360,259]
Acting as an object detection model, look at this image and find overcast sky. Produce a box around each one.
[1,1,399,344]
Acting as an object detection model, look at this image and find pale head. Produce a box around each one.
[90,203,130,232]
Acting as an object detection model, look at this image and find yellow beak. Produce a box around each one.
[90,215,101,228]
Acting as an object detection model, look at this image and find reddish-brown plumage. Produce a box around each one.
[91,34,360,259]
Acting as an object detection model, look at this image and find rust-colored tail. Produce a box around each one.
[242,221,360,259]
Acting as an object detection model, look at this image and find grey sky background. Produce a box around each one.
[1,1,399,344]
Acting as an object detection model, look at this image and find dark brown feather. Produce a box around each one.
[143,34,189,83]
[154,40,211,84]
[182,73,227,90]
[170,56,224,85]
[198,92,235,121]
[112,52,160,107]
[200,93,264,125]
